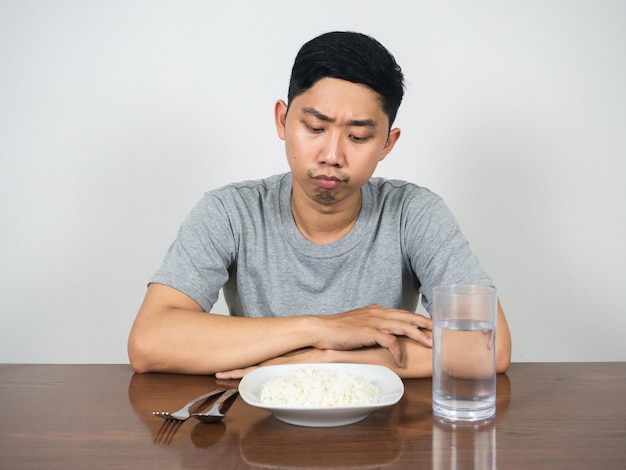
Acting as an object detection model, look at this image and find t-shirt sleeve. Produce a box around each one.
[149,193,236,312]
[403,192,493,314]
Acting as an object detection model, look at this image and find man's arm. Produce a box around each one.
[214,301,511,379]
[127,283,433,375]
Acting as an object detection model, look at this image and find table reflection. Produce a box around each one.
[433,418,496,469]
[430,373,510,470]
[239,414,403,468]
[127,370,510,468]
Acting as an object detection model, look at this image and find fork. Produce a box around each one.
[191,388,239,423]
[153,388,226,444]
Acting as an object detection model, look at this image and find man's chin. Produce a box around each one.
[313,191,337,205]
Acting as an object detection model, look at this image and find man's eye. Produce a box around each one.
[350,135,369,143]
[306,124,324,133]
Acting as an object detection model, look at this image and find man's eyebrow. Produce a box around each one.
[302,107,332,122]
[302,107,378,127]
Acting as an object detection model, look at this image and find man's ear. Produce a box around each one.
[274,100,288,140]
[380,127,401,161]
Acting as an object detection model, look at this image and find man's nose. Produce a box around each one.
[318,132,345,167]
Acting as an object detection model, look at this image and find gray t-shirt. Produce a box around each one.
[150,173,492,316]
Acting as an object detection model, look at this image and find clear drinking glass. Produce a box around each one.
[432,285,498,421]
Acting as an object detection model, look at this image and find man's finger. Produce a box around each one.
[375,333,404,368]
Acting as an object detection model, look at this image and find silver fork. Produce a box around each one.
[153,388,226,444]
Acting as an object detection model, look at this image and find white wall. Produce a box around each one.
[1,0,625,364]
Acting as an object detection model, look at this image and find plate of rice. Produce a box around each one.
[238,363,404,427]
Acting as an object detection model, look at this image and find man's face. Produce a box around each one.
[275,77,400,211]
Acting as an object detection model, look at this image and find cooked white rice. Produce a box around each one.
[259,368,382,407]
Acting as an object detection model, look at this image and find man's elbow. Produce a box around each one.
[496,341,512,373]
[495,302,511,374]
[127,331,155,374]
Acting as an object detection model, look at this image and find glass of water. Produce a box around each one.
[432,284,498,421]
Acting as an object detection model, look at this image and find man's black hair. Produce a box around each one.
[287,31,405,128]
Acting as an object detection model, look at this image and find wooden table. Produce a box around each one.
[1,363,624,469]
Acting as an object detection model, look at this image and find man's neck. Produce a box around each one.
[290,190,362,245]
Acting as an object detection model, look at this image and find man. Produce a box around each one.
[128,31,511,379]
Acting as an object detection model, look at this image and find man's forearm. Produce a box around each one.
[128,286,321,374]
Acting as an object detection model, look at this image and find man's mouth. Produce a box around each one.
[308,169,350,190]
[314,175,343,190]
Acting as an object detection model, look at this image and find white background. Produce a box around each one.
[1,0,624,364]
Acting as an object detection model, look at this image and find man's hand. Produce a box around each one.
[309,305,432,367]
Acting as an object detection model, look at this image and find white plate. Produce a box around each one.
[238,363,404,427]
